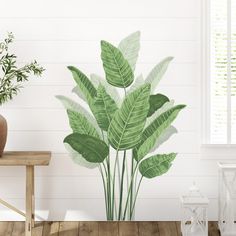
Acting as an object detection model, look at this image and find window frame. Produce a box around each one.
[201,0,236,158]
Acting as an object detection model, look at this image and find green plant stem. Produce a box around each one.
[123,88,127,97]
[111,150,119,220]
[106,154,112,220]
[129,156,134,219]
[101,131,111,220]
[99,165,108,218]
[102,162,108,178]
[104,158,111,220]
[101,131,105,141]
[117,156,121,194]
[118,150,126,220]
[130,176,143,218]
[114,197,118,221]
[132,167,139,219]
[125,156,130,219]
[122,163,139,220]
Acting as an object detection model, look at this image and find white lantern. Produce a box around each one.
[218,162,236,236]
[180,182,209,236]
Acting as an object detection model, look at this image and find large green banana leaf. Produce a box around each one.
[139,153,177,178]
[145,57,173,92]
[150,126,177,152]
[118,31,140,72]
[148,93,169,117]
[64,133,109,163]
[146,100,174,126]
[64,143,99,169]
[101,40,134,88]
[67,109,100,138]
[92,84,118,131]
[90,74,121,105]
[108,83,151,150]
[55,95,101,137]
[134,104,186,161]
[67,66,97,104]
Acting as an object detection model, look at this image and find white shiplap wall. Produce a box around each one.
[0,0,220,221]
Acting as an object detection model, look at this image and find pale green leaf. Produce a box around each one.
[150,126,177,152]
[139,153,177,178]
[118,31,141,71]
[146,57,173,92]
[108,83,151,150]
[101,40,134,88]
[72,85,86,102]
[127,74,144,94]
[55,95,101,137]
[68,66,97,104]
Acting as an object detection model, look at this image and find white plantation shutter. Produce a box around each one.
[209,0,236,144]
[232,0,236,143]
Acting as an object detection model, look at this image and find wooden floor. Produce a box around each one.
[0,221,220,236]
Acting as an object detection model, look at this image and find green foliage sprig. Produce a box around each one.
[0,32,44,105]
[57,31,186,221]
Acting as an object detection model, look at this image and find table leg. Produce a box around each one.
[26,166,34,236]
[32,167,35,227]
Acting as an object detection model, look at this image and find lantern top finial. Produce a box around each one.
[188,182,202,197]
[180,182,209,206]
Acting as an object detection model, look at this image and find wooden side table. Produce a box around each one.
[0,151,51,236]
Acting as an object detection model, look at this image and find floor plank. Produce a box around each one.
[98,222,118,236]
[11,222,25,236]
[175,222,181,236]
[79,222,99,236]
[33,222,44,236]
[138,222,159,236]
[119,222,139,236]
[0,222,14,236]
[158,221,178,236]
[42,222,60,236]
[58,221,79,236]
[0,221,220,236]
[208,222,220,236]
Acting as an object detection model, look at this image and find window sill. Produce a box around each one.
[201,144,236,160]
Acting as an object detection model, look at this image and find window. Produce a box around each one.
[202,0,236,144]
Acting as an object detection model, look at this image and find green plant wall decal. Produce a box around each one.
[57,31,186,221]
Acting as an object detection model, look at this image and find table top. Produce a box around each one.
[0,151,51,166]
[180,196,209,206]
[218,162,236,170]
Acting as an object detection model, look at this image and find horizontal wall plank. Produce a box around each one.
[3,131,199,153]
[0,107,198,132]
[0,0,201,18]
[0,18,199,41]
[0,86,197,109]
[0,198,217,221]
[0,152,228,177]
[0,153,201,177]
[0,175,218,199]
[9,41,198,64]
[21,63,198,87]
